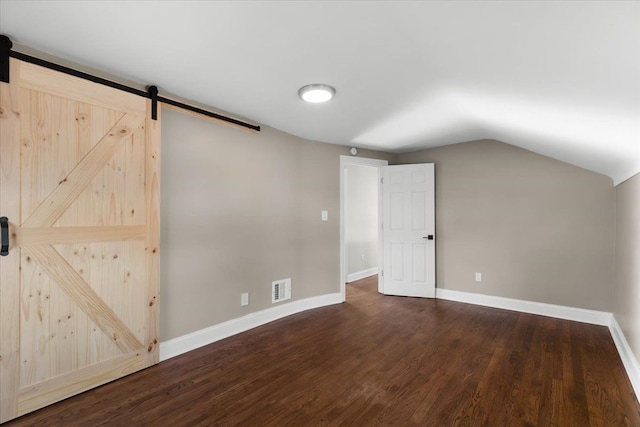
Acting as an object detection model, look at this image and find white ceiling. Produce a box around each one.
[1,1,639,184]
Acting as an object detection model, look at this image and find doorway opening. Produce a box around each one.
[339,156,388,301]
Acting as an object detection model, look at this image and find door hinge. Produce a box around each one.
[381,270,384,277]
[381,177,383,184]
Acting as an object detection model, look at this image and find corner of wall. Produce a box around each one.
[609,315,640,400]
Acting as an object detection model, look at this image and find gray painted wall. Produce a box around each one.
[398,140,615,311]
[160,108,396,340]
[160,108,622,343]
[346,165,379,278]
[613,173,640,364]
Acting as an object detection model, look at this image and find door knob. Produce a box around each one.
[0,217,8,256]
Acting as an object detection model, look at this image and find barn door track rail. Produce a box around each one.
[0,35,260,131]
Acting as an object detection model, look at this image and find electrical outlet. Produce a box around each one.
[321,211,328,221]
[241,292,249,306]
[475,273,482,282]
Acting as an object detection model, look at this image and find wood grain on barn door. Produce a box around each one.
[0,58,160,423]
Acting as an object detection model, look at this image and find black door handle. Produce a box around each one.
[423,235,434,240]
[0,217,8,256]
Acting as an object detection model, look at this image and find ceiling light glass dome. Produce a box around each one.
[298,84,336,103]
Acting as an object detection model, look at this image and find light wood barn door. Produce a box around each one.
[0,58,160,423]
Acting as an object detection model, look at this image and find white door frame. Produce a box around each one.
[339,155,389,301]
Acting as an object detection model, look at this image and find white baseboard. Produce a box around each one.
[347,267,378,283]
[159,286,640,401]
[159,292,343,361]
[609,316,640,399]
[435,288,612,326]
[436,287,640,399]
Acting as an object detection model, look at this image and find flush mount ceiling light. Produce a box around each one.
[298,84,336,103]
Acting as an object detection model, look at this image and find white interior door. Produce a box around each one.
[380,164,435,298]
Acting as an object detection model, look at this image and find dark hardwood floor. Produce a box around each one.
[5,276,640,426]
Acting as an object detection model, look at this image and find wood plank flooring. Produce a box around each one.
[5,276,640,426]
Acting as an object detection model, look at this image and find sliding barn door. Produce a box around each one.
[0,58,161,422]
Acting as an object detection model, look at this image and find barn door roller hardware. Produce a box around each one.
[148,85,159,120]
[0,35,260,131]
[0,35,11,83]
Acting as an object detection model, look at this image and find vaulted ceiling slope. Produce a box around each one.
[1,1,638,184]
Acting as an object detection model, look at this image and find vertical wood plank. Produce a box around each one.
[75,103,97,229]
[74,243,91,369]
[86,243,107,364]
[20,252,53,388]
[79,104,108,227]
[124,117,146,226]
[49,97,78,380]
[0,57,21,423]
[145,101,161,364]
[50,288,76,378]
[19,89,45,224]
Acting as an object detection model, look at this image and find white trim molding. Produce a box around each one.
[609,316,640,399]
[160,293,343,361]
[347,267,378,283]
[160,285,640,401]
[436,287,640,399]
[435,288,612,326]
